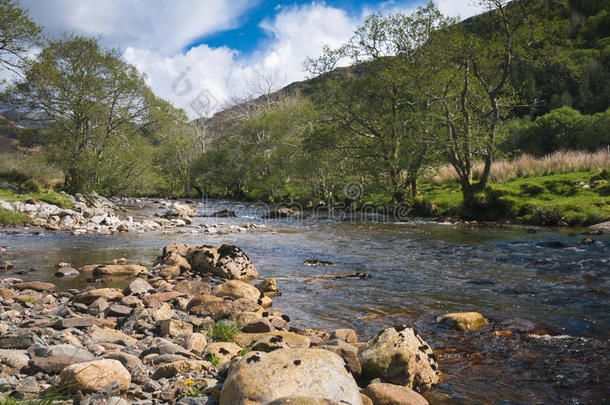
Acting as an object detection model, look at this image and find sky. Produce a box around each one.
[17,0,485,118]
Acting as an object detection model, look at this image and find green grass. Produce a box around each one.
[0,208,31,225]
[419,170,610,226]
[0,189,73,209]
[0,395,68,405]
[207,320,243,342]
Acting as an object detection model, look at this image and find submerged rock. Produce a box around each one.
[437,312,488,331]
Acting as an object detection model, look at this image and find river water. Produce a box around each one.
[1,199,608,404]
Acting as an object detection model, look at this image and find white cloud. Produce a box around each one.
[18,0,253,55]
[13,1,486,118]
[123,3,358,117]
[435,0,486,20]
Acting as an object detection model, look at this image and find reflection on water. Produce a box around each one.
[1,199,608,404]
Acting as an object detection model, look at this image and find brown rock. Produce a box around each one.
[182,333,207,355]
[205,342,241,364]
[142,291,185,307]
[59,359,131,392]
[319,340,361,376]
[213,280,261,302]
[174,279,211,296]
[437,312,488,331]
[256,278,280,296]
[12,281,55,292]
[92,264,147,276]
[363,383,428,405]
[29,355,88,375]
[152,359,211,379]
[90,326,138,346]
[75,288,124,304]
[0,288,16,300]
[54,317,95,329]
[330,329,357,343]
[156,319,193,338]
[242,318,274,333]
[234,331,310,350]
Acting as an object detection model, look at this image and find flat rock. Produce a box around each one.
[75,288,124,304]
[47,344,95,361]
[233,331,310,351]
[12,281,56,292]
[142,291,185,307]
[90,326,138,346]
[93,264,147,276]
[54,317,95,329]
[59,359,131,392]
[363,383,428,405]
[28,355,89,374]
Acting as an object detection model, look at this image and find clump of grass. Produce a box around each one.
[0,208,30,225]
[0,188,73,209]
[206,353,221,366]
[428,149,610,184]
[207,319,243,342]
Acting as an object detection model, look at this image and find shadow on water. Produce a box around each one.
[0,199,608,404]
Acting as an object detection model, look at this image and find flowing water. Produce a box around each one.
[1,199,608,404]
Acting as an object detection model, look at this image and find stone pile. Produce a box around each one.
[0,242,442,404]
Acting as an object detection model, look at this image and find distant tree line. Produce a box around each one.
[0,0,608,206]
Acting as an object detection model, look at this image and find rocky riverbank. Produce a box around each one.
[0,242,458,405]
[0,192,265,237]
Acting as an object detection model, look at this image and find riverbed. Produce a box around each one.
[1,199,608,404]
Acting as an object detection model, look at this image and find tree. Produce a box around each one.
[304,5,450,202]
[6,34,159,194]
[0,0,41,74]
[417,0,555,204]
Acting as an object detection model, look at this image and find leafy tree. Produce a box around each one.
[0,0,41,73]
[6,34,159,194]
[304,4,450,202]
[416,0,556,204]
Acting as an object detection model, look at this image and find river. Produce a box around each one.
[1,199,608,404]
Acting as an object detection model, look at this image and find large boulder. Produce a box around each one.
[188,245,259,280]
[220,349,362,405]
[357,326,439,392]
[59,359,130,392]
[213,280,261,302]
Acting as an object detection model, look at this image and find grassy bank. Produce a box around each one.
[419,170,610,226]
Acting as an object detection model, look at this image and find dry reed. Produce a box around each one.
[428,149,610,184]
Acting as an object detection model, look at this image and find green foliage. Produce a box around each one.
[0,207,30,225]
[420,171,610,226]
[500,107,610,155]
[207,353,221,366]
[0,0,41,72]
[207,320,242,343]
[4,34,185,196]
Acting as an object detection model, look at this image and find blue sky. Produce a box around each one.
[17,0,484,117]
[192,0,415,55]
